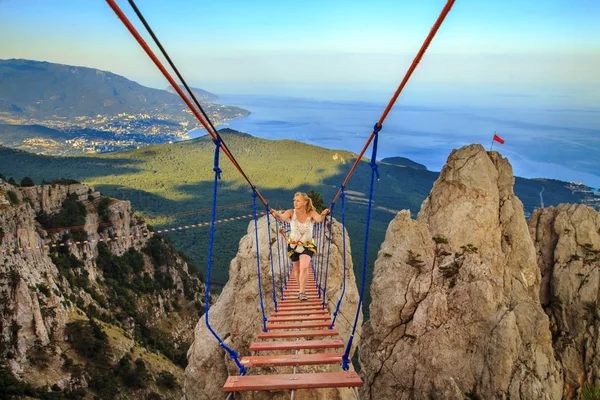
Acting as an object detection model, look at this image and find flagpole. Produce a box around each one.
[490,132,495,151]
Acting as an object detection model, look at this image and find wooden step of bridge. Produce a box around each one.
[248,339,344,352]
[266,321,332,330]
[272,309,329,316]
[268,315,331,322]
[258,328,338,339]
[239,352,343,367]
[223,371,363,392]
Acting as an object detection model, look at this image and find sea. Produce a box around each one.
[188,91,600,188]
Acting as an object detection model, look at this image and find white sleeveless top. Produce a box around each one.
[290,210,313,243]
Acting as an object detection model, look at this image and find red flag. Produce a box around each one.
[493,134,505,144]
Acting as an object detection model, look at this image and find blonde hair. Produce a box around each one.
[294,192,315,214]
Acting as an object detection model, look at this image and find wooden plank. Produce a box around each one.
[279,299,322,305]
[286,282,316,286]
[277,305,324,312]
[249,339,344,351]
[266,321,331,330]
[269,315,331,322]
[272,309,329,316]
[258,328,338,339]
[240,352,343,367]
[223,371,363,392]
[282,294,320,298]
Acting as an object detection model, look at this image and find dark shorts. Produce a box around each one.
[288,245,315,262]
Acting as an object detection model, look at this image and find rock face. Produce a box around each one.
[529,204,600,398]
[0,181,204,399]
[359,144,563,399]
[184,216,362,399]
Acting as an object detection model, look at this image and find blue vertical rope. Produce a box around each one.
[275,219,284,300]
[285,222,294,282]
[317,221,326,297]
[321,204,335,309]
[330,188,347,329]
[204,138,246,376]
[342,124,381,371]
[265,207,278,312]
[311,224,318,280]
[252,191,268,332]
[314,223,321,287]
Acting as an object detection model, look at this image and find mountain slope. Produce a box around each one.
[0,59,249,154]
[0,182,205,399]
[0,132,587,293]
[0,59,226,119]
[166,85,218,102]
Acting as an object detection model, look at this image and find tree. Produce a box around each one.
[20,177,35,187]
[308,190,325,213]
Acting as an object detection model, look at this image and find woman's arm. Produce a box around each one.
[270,208,293,222]
[311,208,330,223]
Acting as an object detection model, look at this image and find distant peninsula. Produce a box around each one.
[0,59,249,155]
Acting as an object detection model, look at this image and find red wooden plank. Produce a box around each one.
[257,328,338,339]
[223,371,363,392]
[277,305,324,311]
[240,352,343,367]
[279,299,322,306]
[269,315,331,322]
[266,321,331,330]
[272,309,329,316]
[282,294,320,298]
[249,339,344,351]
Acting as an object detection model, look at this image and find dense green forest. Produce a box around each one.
[0,131,586,310]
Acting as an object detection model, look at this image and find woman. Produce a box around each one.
[270,192,330,300]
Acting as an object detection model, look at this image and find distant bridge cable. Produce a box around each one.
[105,0,269,208]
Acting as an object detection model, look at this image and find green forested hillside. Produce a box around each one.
[0,131,586,311]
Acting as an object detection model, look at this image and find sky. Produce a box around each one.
[1,0,599,97]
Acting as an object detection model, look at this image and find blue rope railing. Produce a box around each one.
[252,190,268,332]
[285,222,293,282]
[317,220,326,297]
[311,224,319,282]
[321,204,335,309]
[265,208,278,312]
[275,219,284,300]
[330,188,347,328]
[342,124,381,371]
[204,138,246,376]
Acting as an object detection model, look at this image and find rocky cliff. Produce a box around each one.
[184,216,362,399]
[529,204,600,398]
[359,144,563,399]
[0,181,205,399]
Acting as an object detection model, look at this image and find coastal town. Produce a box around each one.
[566,182,600,210]
[0,103,248,155]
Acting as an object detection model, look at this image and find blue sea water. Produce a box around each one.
[189,92,600,187]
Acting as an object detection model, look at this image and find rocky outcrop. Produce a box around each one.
[184,216,362,400]
[529,204,600,398]
[359,144,563,399]
[0,182,204,399]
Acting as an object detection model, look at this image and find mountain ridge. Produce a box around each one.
[0,59,248,154]
[0,131,589,294]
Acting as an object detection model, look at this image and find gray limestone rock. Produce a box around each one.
[359,144,563,399]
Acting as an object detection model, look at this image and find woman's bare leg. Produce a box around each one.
[298,254,311,294]
[292,260,300,285]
